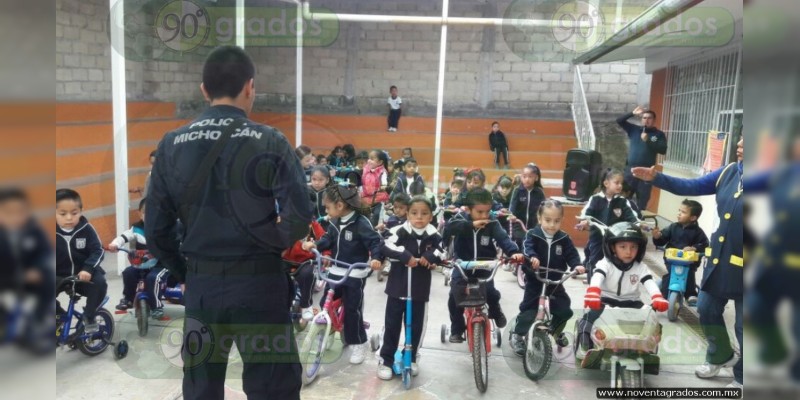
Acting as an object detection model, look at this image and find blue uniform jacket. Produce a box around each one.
[653,162,743,298]
[443,211,519,261]
[522,225,582,283]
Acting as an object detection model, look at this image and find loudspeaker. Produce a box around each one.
[562,149,603,201]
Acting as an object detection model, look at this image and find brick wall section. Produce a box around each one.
[57,0,644,117]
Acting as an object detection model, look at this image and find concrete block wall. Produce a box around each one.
[56,0,644,118]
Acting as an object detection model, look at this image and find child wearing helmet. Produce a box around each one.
[576,222,668,357]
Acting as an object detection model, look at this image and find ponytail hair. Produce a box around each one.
[599,168,624,194]
[324,182,371,217]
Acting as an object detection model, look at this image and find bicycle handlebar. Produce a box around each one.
[452,259,501,284]
[530,266,580,286]
[310,248,370,286]
[114,247,159,269]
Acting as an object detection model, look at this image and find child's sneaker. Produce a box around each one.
[301,307,315,321]
[151,308,164,320]
[377,364,393,380]
[687,296,698,306]
[349,343,366,364]
[489,304,507,328]
[116,298,132,310]
[83,316,98,334]
[512,334,526,356]
[411,362,419,377]
[449,333,465,343]
[695,352,740,378]
[555,332,569,348]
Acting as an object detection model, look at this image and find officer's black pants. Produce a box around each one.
[182,256,301,400]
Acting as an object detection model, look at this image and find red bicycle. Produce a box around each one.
[440,258,519,393]
[299,249,371,385]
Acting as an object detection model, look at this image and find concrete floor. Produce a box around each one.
[56,246,738,400]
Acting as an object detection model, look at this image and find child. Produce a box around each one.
[296,145,316,183]
[309,166,331,225]
[393,157,426,198]
[354,151,369,170]
[491,175,513,211]
[108,198,172,319]
[443,188,524,342]
[382,193,410,233]
[316,154,329,167]
[509,163,546,244]
[302,184,383,364]
[342,144,357,166]
[55,189,107,333]
[457,169,502,210]
[578,222,668,356]
[576,168,639,280]
[511,200,585,355]
[328,146,347,168]
[361,150,390,227]
[378,196,445,380]
[652,199,708,305]
[622,181,643,219]
[442,179,464,209]
[387,85,402,132]
[0,188,53,332]
[401,147,413,160]
[488,121,510,169]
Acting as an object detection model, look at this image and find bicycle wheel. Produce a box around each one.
[299,323,327,385]
[523,326,552,381]
[77,308,113,356]
[136,298,149,337]
[471,321,489,393]
[667,291,682,322]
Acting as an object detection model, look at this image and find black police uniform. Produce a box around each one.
[146,105,312,400]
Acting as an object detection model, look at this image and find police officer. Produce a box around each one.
[146,46,312,400]
[617,106,668,211]
[632,138,744,389]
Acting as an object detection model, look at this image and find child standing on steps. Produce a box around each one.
[377,196,445,380]
[488,121,510,169]
[387,85,402,132]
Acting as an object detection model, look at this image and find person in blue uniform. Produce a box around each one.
[632,138,744,389]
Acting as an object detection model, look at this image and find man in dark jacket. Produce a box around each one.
[146,46,311,400]
[617,106,668,211]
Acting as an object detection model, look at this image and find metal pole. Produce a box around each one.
[110,0,129,275]
[296,1,303,146]
[301,2,583,28]
[432,0,449,194]
[236,0,245,48]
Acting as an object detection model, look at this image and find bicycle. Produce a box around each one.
[519,266,580,381]
[299,249,371,385]
[115,248,161,337]
[56,276,128,359]
[439,259,509,393]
